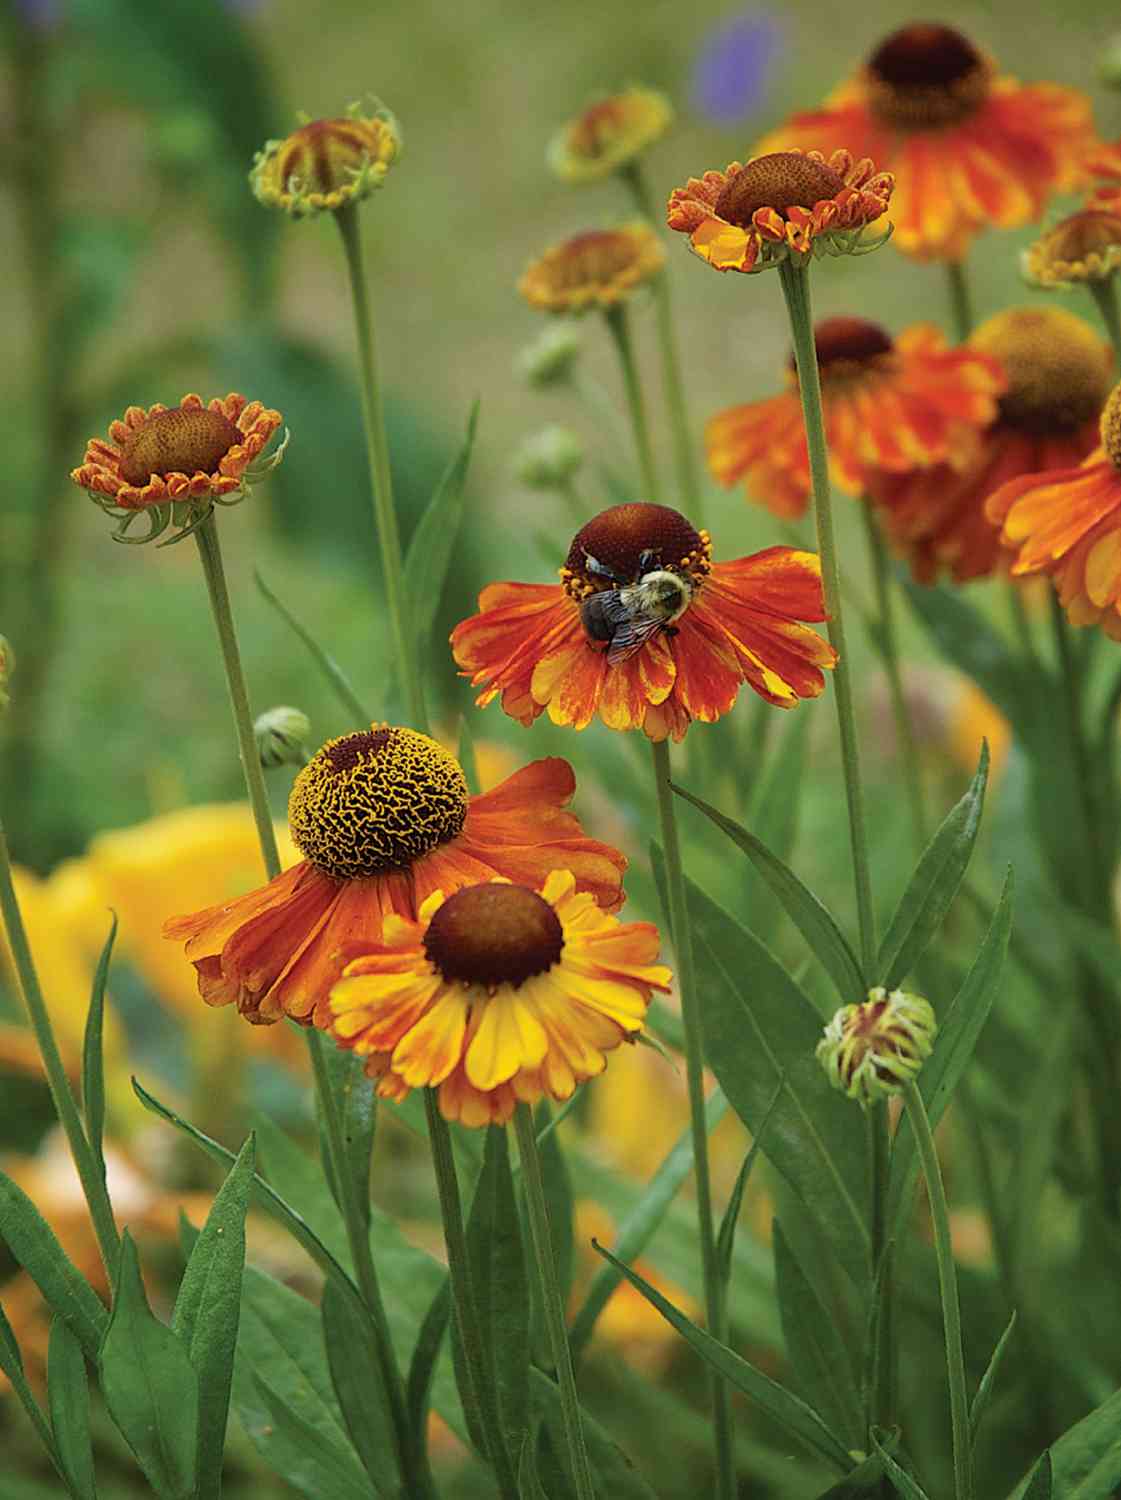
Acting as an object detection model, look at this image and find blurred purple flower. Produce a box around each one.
[691,10,784,125]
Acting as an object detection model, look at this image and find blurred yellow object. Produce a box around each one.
[586,1041,688,1179]
[948,681,1011,780]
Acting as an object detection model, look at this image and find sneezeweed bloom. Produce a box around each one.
[519,224,665,314]
[1022,208,1121,288]
[707,317,1004,520]
[987,381,1121,638]
[451,501,837,741]
[755,22,1095,261]
[250,99,400,219]
[164,727,626,1029]
[817,986,937,1106]
[666,148,893,275]
[328,871,670,1126]
[868,307,1112,583]
[548,87,672,184]
[70,393,286,545]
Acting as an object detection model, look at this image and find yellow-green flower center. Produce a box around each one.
[970,308,1112,435]
[866,23,989,130]
[424,883,564,989]
[288,727,468,879]
[714,153,845,229]
[118,407,242,486]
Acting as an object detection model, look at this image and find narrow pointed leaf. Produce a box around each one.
[671,782,864,1000]
[81,912,116,1168]
[321,1273,395,1495]
[1,1303,62,1474]
[254,569,372,724]
[172,1134,255,1500]
[98,1232,199,1500]
[878,743,989,987]
[518,1426,551,1500]
[404,401,480,646]
[536,1101,575,1313]
[773,1223,862,1446]
[1009,1387,1121,1497]
[47,1319,97,1500]
[315,1047,377,1230]
[249,1368,373,1500]
[814,1448,887,1497]
[593,1242,853,1472]
[970,1310,1017,1446]
[869,1431,931,1500]
[0,1170,107,1359]
[717,1079,782,1285]
[406,1276,451,1483]
[1021,1452,1053,1500]
[530,1366,659,1500]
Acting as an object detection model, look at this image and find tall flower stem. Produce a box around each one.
[778,261,877,978]
[1089,277,1121,359]
[621,162,701,520]
[513,1103,596,1500]
[334,201,426,730]
[650,738,736,1500]
[945,259,974,342]
[902,1080,973,1500]
[0,817,120,1278]
[860,504,928,853]
[604,303,661,502]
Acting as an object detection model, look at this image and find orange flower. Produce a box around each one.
[250,101,400,218]
[451,502,836,742]
[666,147,892,275]
[164,728,626,1030]
[755,22,1095,261]
[328,871,670,1126]
[1022,207,1121,287]
[548,87,673,183]
[868,308,1111,583]
[707,317,1003,520]
[987,381,1121,637]
[519,224,665,314]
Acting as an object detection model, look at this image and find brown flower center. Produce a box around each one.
[714,153,845,228]
[118,407,242,486]
[1038,210,1121,267]
[424,883,564,989]
[564,502,709,593]
[551,230,649,289]
[970,308,1111,436]
[787,317,894,379]
[569,99,627,158]
[865,23,989,130]
[273,117,384,193]
[288,726,468,879]
[1101,385,1121,470]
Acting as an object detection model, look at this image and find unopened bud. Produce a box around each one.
[255,706,311,768]
[817,987,936,1106]
[514,426,584,490]
[516,323,581,388]
[1100,35,1121,90]
[0,636,13,714]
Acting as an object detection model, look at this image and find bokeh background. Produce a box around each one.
[2,0,1119,1495]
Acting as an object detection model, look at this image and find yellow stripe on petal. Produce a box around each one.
[392,989,469,1087]
[553,970,649,1029]
[465,990,549,1090]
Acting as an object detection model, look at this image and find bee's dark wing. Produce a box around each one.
[605,615,666,665]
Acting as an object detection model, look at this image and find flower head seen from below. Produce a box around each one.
[817,986,937,1107]
[250,99,400,218]
[666,147,892,275]
[329,871,670,1126]
[548,87,672,184]
[451,501,837,742]
[754,22,1095,260]
[164,727,627,1029]
[1022,208,1121,288]
[987,380,1121,638]
[519,224,665,315]
[70,393,285,545]
[707,317,1004,520]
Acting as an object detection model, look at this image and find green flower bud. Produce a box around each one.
[513,426,585,490]
[817,987,936,1106]
[1100,35,1121,90]
[515,323,581,388]
[0,636,13,714]
[255,706,311,769]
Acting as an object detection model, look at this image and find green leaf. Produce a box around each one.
[877,743,989,988]
[592,1243,853,1473]
[0,1169,108,1359]
[320,1274,396,1496]
[530,1367,659,1500]
[254,570,372,725]
[869,1430,931,1500]
[0,1303,62,1476]
[970,1310,1017,1447]
[671,782,864,1001]
[315,1045,377,1230]
[172,1134,255,1500]
[1009,1388,1121,1498]
[773,1222,862,1447]
[98,1232,199,1500]
[406,1277,451,1483]
[404,401,480,649]
[47,1319,97,1500]
[886,871,1012,1241]
[457,714,481,795]
[569,1089,728,1358]
[813,1447,887,1497]
[81,912,117,1168]
[1022,1452,1053,1500]
[249,1368,374,1500]
[716,1079,782,1286]
[535,1101,575,1323]
[518,1426,551,1500]
[652,851,870,1287]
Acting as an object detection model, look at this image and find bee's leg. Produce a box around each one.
[638,548,659,574]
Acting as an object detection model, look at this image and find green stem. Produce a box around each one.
[1048,590,1111,906]
[945,259,974,342]
[778,261,877,979]
[868,1101,894,1435]
[424,1092,520,1500]
[0,817,120,1277]
[650,738,736,1500]
[902,1080,973,1500]
[621,162,701,520]
[603,303,661,502]
[513,1103,596,1500]
[861,505,928,853]
[335,201,427,731]
[1089,277,1121,360]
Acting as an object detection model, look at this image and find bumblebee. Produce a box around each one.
[578,550,695,665]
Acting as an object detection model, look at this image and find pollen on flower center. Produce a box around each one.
[423,883,564,988]
[970,308,1112,435]
[564,502,710,594]
[118,407,243,486]
[713,152,845,228]
[865,23,989,129]
[288,727,468,879]
[1101,385,1121,470]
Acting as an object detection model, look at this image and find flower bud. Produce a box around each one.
[516,323,582,388]
[0,636,13,713]
[817,986,936,1106]
[255,706,311,769]
[514,426,585,490]
[1100,35,1121,90]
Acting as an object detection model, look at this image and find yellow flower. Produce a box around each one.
[519,224,665,315]
[548,87,672,184]
[250,100,400,218]
[1023,208,1121,288]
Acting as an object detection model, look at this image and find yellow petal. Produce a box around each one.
[465,991,549,1090]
